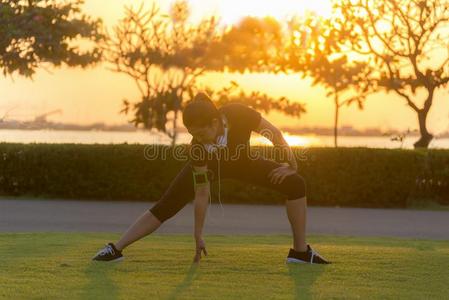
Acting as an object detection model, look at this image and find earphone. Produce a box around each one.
[204,114,227,218]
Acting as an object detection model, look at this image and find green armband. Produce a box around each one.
[192,169,209,190]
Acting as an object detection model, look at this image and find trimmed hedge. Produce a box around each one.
[0,143,448,208]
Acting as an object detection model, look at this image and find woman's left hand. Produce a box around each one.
[193,237,208,263]
[268,164,297,184]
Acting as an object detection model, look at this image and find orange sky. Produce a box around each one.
[0,0,448,134]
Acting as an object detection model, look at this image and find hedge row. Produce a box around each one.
[0,143,448,208]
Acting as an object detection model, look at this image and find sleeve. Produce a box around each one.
[225,103,262,131]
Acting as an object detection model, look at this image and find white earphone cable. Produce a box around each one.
[217,154,224,216]
[204,114,227,219]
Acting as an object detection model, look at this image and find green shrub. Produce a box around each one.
[0,143,448,208]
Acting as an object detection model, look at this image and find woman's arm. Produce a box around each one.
[192,164,209,262]
[192,165,210,238]
[255,117,298,171]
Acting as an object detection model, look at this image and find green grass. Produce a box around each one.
[0,234,448,300]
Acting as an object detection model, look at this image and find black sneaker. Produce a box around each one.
[286,244,331,264]
[92,243,124,262]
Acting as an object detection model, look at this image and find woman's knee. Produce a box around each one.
[148,205,172,223]
[147,162,195,223]
[284,173,307,200]
[148,188,194,223]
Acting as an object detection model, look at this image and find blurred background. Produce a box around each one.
[1,0,448,149]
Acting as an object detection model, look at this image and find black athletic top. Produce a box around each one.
[188,102,262,167]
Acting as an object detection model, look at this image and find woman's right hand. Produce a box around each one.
[193,237,208,263]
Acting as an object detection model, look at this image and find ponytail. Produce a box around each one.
[193,92,214,103]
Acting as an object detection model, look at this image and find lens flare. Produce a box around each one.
[252,132,320,147]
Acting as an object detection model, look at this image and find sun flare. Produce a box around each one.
[253,132,320,147]
[211,0,333,24]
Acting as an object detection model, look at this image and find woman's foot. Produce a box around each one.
[286,244,331,264]
[92,243,124,262]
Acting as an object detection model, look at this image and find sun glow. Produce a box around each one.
[208,0,333,24]
[253,132,321,147]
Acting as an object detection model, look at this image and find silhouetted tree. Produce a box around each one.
[336,0,449,148]
[285,14,375,147]
[110,4,306,145]
[107,1,218,145]
[206,16,285,73]
[204,81,306,118]
[0,0,103,78]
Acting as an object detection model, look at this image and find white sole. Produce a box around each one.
[92,256,124,262]
[110,257,124,262]
[286,257,308,264]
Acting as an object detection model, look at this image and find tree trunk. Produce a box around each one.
[414,109,433,149]
[334,95,339,148]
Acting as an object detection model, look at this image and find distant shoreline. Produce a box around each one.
[0,122,442,138]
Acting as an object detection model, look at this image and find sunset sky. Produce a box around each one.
[0,0,448,134]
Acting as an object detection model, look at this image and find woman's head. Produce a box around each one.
[183,92,221,143]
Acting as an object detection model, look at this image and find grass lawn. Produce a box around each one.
[0,233,447,300]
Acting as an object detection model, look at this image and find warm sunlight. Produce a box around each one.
[215,0,333,23]
[283,133,320,147]
[84,0,333,27]
[2,1,449,296]
[253,132,320,147]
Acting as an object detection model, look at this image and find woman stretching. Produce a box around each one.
[92,92,330,264]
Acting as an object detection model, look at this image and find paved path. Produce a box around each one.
[0,199,448,240]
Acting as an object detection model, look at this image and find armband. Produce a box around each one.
[192,169,209,190]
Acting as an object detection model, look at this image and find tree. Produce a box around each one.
[204,81,306,118]
[206,16,285,73]
[285,14,375,147]
[111,4,306,145]
[0,0,103,78]
[107,1,219,145]
[336,0,449,148]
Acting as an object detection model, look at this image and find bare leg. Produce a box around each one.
[114,210,162,251]
[285,196,308,252]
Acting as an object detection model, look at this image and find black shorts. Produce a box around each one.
[149,156,307,223]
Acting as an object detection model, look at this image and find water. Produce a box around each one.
[1,129,449,149]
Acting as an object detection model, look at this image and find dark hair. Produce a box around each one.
[182,92,220,128]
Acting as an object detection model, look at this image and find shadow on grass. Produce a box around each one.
[287,264,326,299]
[165,263,199,300]
[82,261,120,299]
